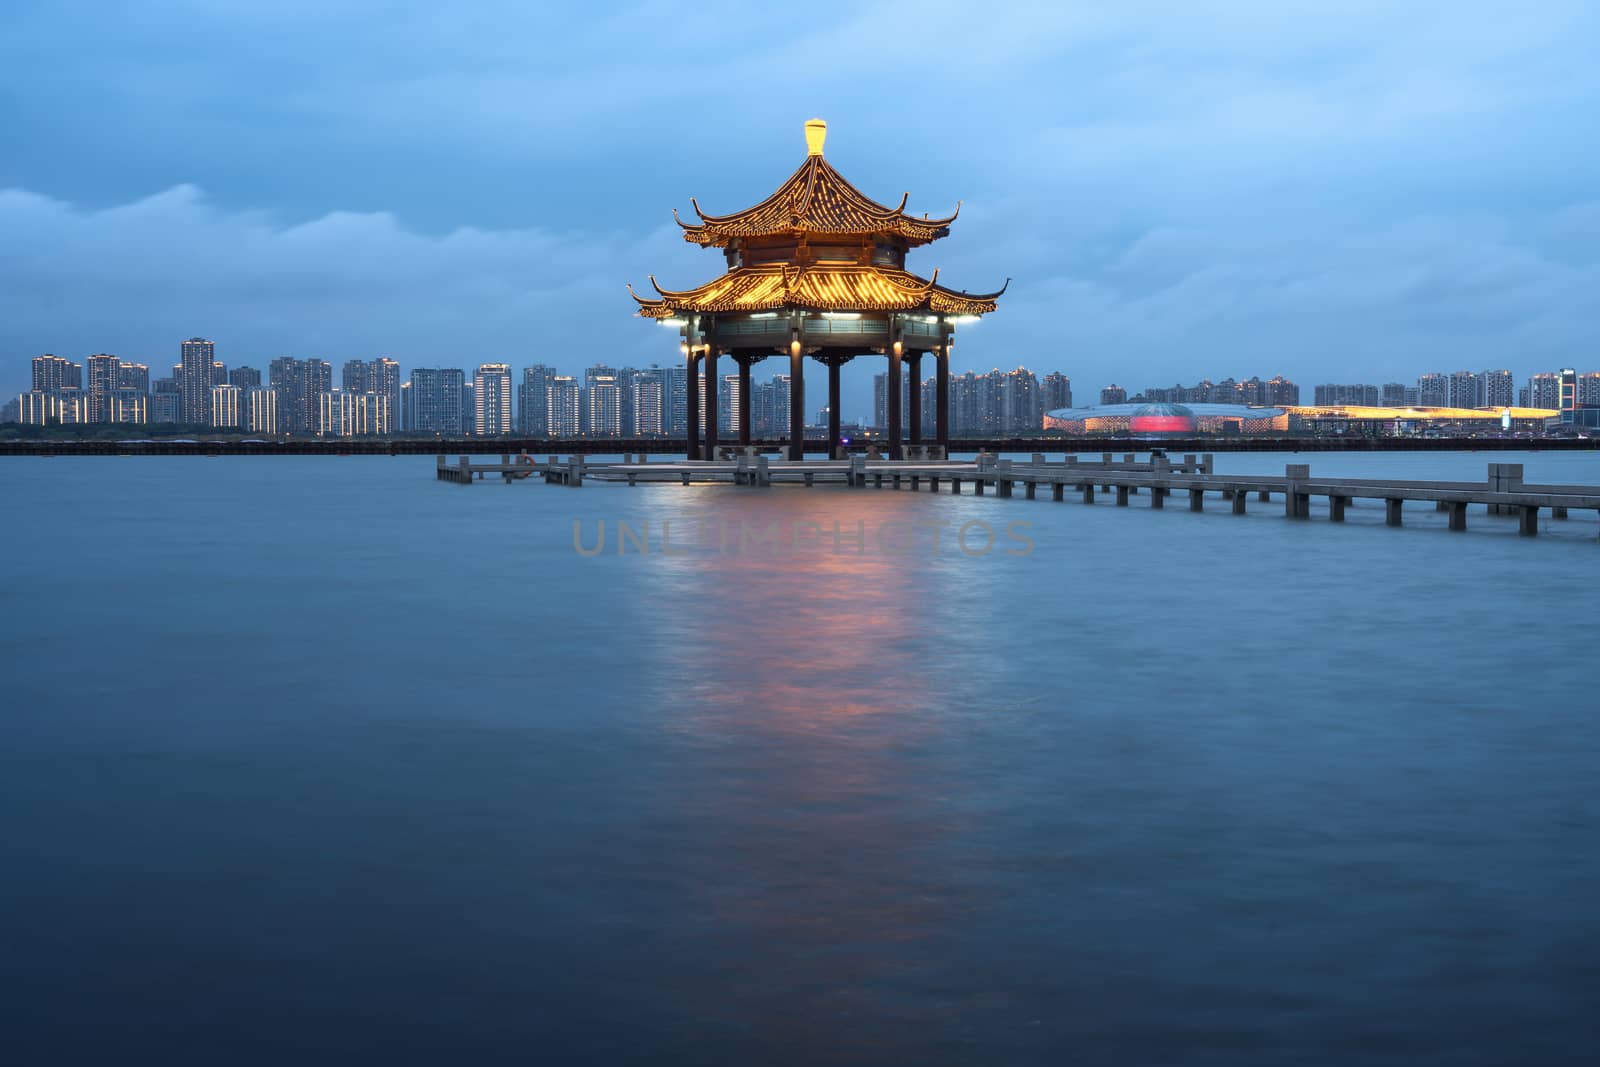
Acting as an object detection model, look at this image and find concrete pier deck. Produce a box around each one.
[438,452,1600,537]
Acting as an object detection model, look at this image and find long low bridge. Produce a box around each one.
[439,452,1600,537]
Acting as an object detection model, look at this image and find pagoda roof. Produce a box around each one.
[629,264,1008,318]
[674,120,959,248]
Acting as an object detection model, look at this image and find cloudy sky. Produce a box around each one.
[3,0,1596,418]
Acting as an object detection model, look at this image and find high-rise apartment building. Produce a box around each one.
[179,338,215,424]
[519,365,556,435]
[85,354,120,423]
[1041,371,1073,413]
[474,364,513,436]
[318,391,391,436]
[1417,373,1449,408]
[32,354,83,395]
[587,373,623,436]
[229,365,261,390]
[718,373,742,436]
[1447,370,1479,409]
[633,374,665,436]
[117,363,150,393]
[302,360,331,432]
[1527,372,1560,409]
[1480,369,1515,408]
[1262,376,1299,407]
[1380,383,1409,407]
[1099,385,1127,405]
[666,366,689,437]
[1578,373,1600,408]
[1313,384,1380,406]
[342,359,371,394]
[211,385,242,428]
[369,358,402,428]
[548,376,581,437]
[246,388,278,434]
[409,368,466,436]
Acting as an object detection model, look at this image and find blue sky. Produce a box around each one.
[2,0,1597,419]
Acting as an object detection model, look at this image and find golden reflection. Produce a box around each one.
[638,489,972,1037]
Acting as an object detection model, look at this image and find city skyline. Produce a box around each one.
[3,4,1598,402]
[15,343,1600,438]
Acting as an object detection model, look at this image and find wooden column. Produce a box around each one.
[936,325,951,448]
[685,344,700,460]
[703,317,719,459]
[828,357,842,458]
[907,350,923,444]
[887,324,903,461]
[788,325,805,461]
[736,354,752,447]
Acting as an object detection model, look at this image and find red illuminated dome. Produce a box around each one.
[1129,403,1198,435]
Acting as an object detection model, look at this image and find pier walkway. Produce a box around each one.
[437,452,1600,537]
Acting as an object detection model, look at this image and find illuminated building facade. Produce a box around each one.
[247,387,278,434]
[473,363,512,436]
[318,391,391,436]
[630,119,1006,459]
[211,384,241,428]
[180,338,214,425]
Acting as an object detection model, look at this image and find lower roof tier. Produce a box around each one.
[630,264,1007,319]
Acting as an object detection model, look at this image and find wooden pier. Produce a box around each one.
[438,452,1600,537]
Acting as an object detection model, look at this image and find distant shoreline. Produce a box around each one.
[2,437,1596,457]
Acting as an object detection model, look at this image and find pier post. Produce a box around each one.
[1232,491,1247,515]
[1519,505,1539,536]
[1202,454,1214,474]
[1189,488,1204,512]
[893,473,903,490]
[804,471,815,487]
[998,478,1012,498]
[951,478,961,495]
[975,478,986,495]
[928,476,939,492]
[458,455,471,484]
[1081,484,1094,504]
[1150,487,1164,509]
[1258,489,1270,503]
[1116,485,1129,506]
[1329,496,1347,522]
[1449,501,1467,531]
[1052,482,1064,502]
[1285,464,1310,519]
[1024,481,1036,500]
[1385,498,1403,526]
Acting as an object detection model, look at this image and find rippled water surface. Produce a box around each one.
[3,453,1597,1065]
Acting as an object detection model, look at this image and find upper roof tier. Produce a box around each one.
[674,120,960,249]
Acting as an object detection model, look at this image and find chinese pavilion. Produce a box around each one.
[630,119,1007,460]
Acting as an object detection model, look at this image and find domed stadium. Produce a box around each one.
[1044,402,1290,435]
[1129,403,1198,435]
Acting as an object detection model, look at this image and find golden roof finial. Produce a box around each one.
[804,118,827,157]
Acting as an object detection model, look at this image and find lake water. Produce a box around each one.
[3,452,1596,1065]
